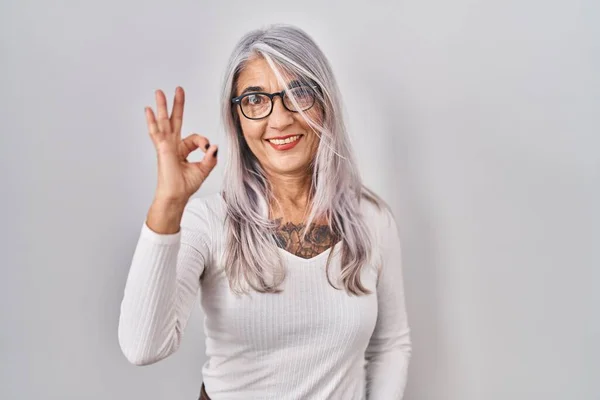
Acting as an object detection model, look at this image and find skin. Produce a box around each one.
[235,57,337,258]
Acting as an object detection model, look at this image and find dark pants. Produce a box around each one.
[198,382,211,400]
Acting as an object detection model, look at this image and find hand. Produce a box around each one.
[145,87,218,205]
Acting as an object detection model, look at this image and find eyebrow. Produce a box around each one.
[238,80,307,96]
[240,86,263,95]
[287,79,305,89]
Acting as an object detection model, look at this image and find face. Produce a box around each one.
[234,57,323,178]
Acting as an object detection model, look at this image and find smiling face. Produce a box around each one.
[234,57,323,178]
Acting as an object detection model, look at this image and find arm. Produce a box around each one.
[365,211,412,399]
[117,198,210,366]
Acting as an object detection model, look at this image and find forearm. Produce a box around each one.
[365,333,411,399]
[146,197,187,234]
[119,199,207,366]
[118,226,183,365]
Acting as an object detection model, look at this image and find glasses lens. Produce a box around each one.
[283,86,315,112]
[241,94,271,119]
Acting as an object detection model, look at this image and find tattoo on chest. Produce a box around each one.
[273,218,337,259]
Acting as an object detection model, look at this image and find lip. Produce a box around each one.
[265,134,303,151]
[265,134,302,140]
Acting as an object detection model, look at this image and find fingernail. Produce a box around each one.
[214,149,218,158]
[205,143,210,150]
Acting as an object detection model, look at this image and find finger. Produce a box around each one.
[179,133,210,160]
[200,144,219,168]
[170,86,185,135]
[155,89,171,134]
[145,107,159,137]
[191,144,218,177]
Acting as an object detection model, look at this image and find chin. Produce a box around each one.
[268,156,312,175]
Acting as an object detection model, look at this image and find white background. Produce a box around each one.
[1,0,598,399]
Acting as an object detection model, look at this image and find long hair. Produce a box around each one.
[220,24,385,296]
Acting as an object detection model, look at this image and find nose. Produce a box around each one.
[267,95,294,130]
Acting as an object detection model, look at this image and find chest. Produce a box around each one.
[200,255,379,352]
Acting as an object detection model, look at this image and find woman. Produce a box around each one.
[118,24,411,400]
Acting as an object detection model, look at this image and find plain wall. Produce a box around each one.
[1,0,598,399]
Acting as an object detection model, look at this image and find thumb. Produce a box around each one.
[191,144,218,174]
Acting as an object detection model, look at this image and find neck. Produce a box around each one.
[266,170,312,222]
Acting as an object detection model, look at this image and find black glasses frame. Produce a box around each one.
[231,85,319,120]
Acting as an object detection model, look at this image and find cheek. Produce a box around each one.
[299,106,325,143]
[239,118,265,143]
[313,103,325,125]
[302,103,325,129]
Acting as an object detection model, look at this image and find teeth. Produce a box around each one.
[268,135,300,145]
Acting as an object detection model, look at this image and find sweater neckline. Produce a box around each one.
[278,241,342,264]
[216,192,343,264]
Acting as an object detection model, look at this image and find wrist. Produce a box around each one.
[152,196,188,211]
[146,198,187,234]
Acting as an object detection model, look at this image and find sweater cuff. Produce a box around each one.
[140,221,181,245]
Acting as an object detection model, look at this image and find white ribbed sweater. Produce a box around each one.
[118,193,411,400]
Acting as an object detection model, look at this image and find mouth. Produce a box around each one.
[265,134,303,151]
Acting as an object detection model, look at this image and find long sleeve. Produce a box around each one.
[117,199,210,366]
[365,210,412,399]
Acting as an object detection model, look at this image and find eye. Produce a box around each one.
[284,86,316,110]
[293,87,312,99]
[246,94,266,105]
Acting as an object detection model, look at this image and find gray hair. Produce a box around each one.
[220,24,385,295]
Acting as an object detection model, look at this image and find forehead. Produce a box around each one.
[236,57,297,94]
[238,57,273,83]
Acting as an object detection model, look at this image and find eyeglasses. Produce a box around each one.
[231,85,318,120]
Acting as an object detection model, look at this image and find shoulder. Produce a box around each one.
[359,190,398,236]
[185,192,226,219]
[357,190,402,276]
[181,192,227,236]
